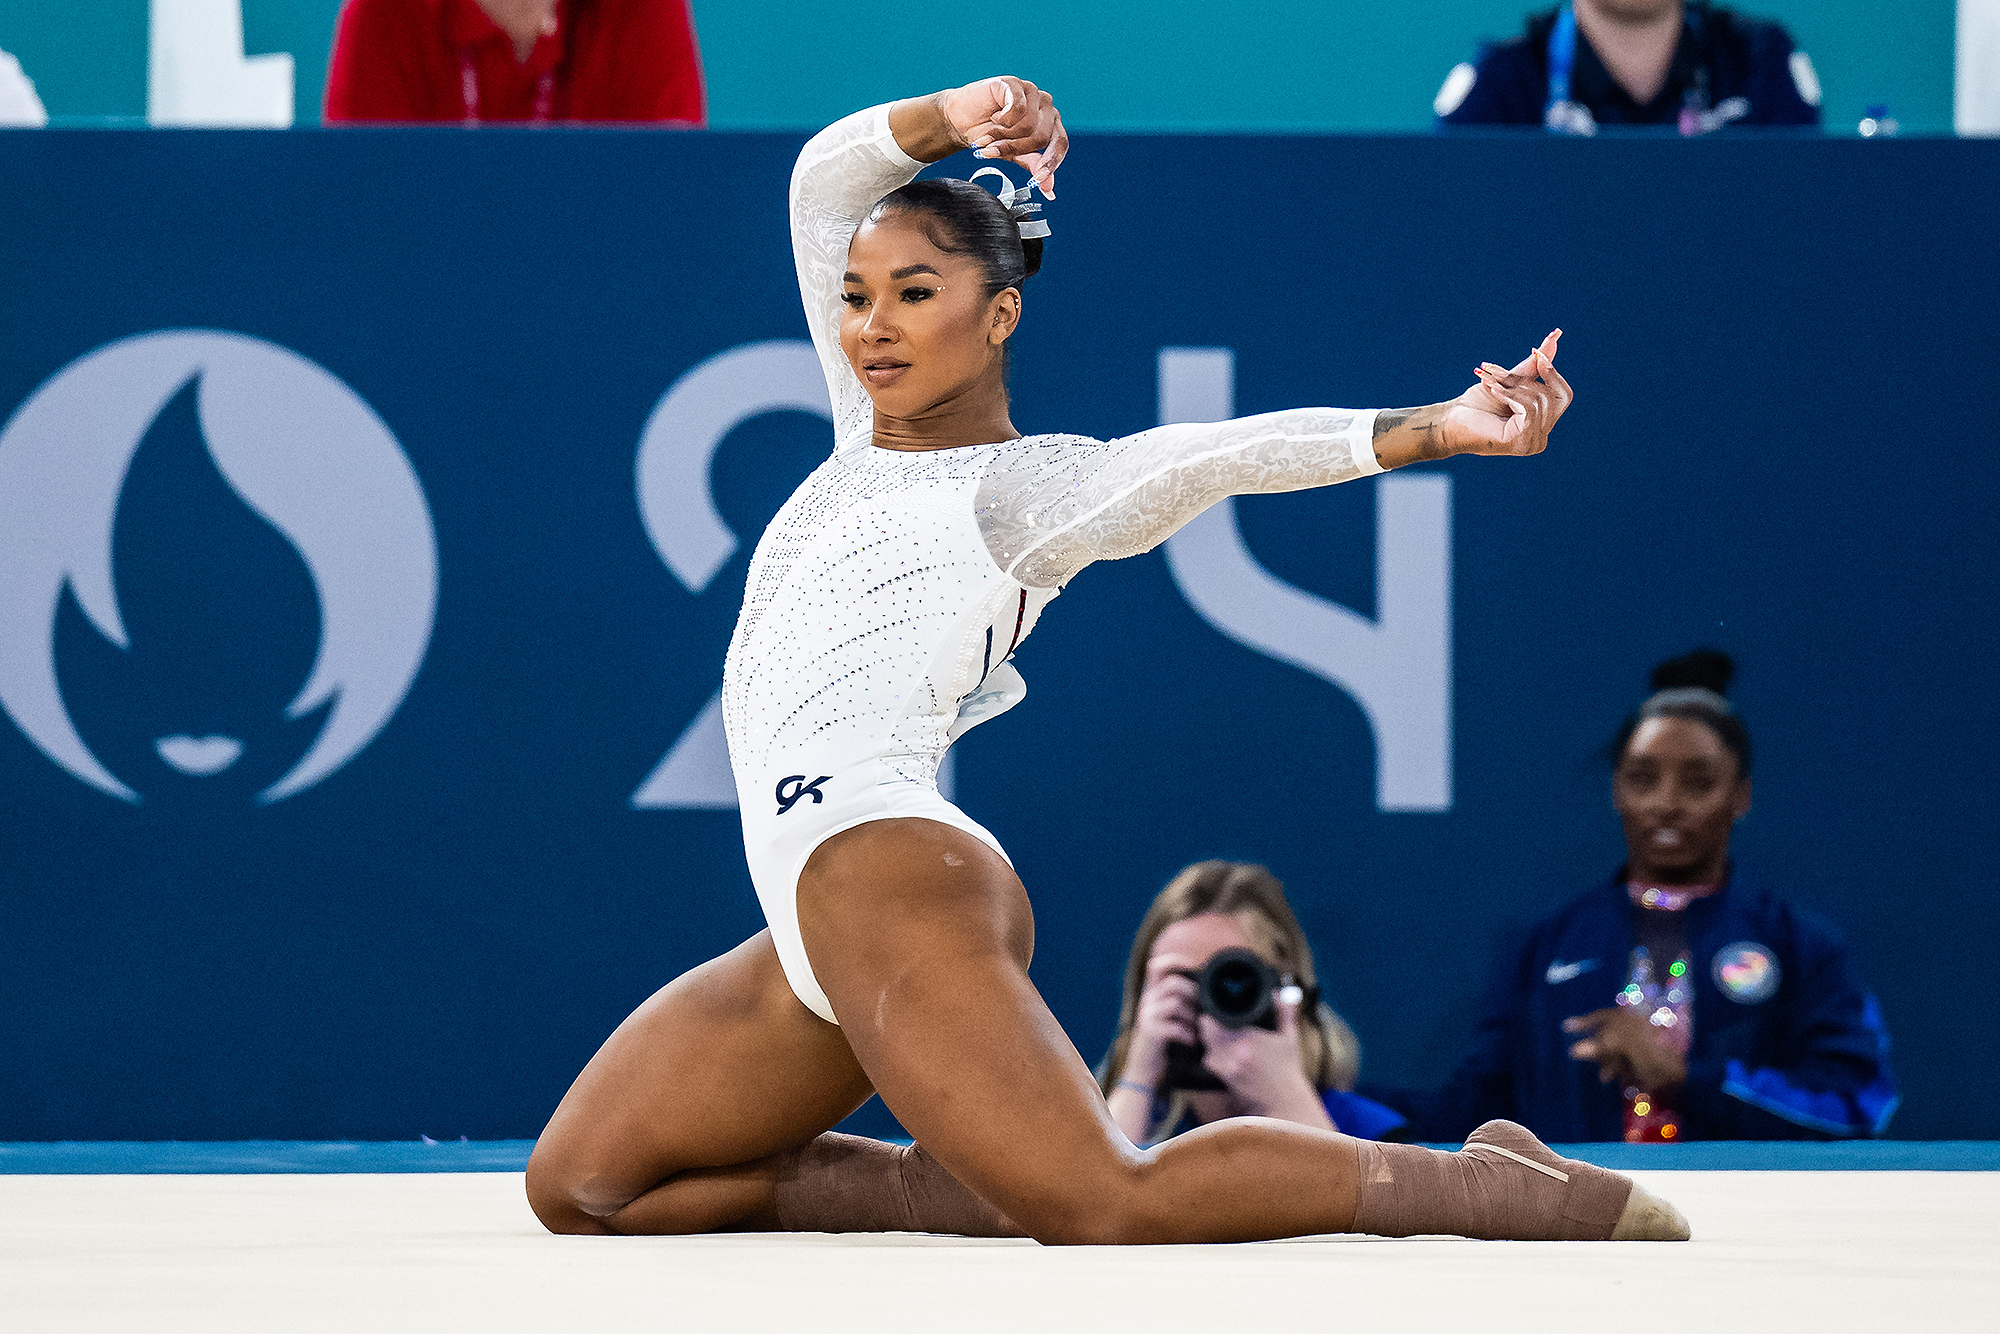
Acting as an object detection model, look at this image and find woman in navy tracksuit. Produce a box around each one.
[1377,651,1898,1143]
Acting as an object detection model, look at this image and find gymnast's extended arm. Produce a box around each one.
[985,333,1573,589]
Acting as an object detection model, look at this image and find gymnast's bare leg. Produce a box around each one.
[792,820,1363,1243]
[530,816,1684,1243]
[524,927,1015,1237]
[524,821,1360,1242]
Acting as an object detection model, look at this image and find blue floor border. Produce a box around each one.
[0,1140,541,1174]
[2,1139,1998,1174]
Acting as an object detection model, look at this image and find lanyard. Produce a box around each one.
[458,51,557,126]
[1543,6,1594,135]
[1547,5,1579,108]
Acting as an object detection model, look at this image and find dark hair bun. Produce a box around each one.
[1651,648,1734,696]
[871,176,1040,296]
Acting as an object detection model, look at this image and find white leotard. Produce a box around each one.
[726,104,1386,1022]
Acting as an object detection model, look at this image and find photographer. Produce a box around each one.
[1097,862,1406,1146]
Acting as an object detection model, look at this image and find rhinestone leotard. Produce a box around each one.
[725,104,1386,1022]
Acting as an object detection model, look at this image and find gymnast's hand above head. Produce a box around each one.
[1370,330,1575,469]
[887,76,1070,197]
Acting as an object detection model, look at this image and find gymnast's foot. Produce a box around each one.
[1460,1120,1691,1241]
[1352,1119,1691,1241]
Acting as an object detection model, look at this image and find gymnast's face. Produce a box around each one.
[841,211,1020,424]
[1613,717,1752,884]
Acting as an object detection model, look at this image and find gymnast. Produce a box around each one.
[526,75,1688,1244]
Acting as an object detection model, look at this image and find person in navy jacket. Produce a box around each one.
[1374,651,1898,1142]
[1433,1,1821,134]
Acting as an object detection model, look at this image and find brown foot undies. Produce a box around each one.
[771,1133,1021,1237]
[1352,1120,1690,1241]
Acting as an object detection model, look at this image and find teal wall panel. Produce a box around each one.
[0,0,151,121]
[0,4,1964,139]
[696,0,1956,135]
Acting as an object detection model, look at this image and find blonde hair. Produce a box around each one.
[1096,861,1362,1122]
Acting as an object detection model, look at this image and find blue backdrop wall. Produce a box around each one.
[0,127,1995,1141]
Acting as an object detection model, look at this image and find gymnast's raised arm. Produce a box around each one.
[987,333,1574,589]
[790,79,1068,449]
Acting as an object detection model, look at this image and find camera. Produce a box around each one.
[1160,948,1310,1092]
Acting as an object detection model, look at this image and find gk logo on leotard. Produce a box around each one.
[775,774,831,815]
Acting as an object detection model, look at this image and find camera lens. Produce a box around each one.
[1197,948,1280,1029]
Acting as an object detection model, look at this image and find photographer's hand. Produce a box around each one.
[1197,992,1334,1132]
[1106,954,1202,1143]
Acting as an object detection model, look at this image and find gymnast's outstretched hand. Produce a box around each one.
[1457,330,1573,455]
[890,77,1069,196]
[1371,330,1575,468]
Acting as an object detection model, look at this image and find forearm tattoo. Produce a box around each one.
[1372,405,1452,464]
[1373,407,1417,437]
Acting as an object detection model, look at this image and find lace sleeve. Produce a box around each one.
[977,409,1384,589]
[790,104,924,448]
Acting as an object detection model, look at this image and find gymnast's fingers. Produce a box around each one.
[976,90,1064,195]
[1479,360,1533,389]
[981,99,1057,162]
[973,81,1046,147]
[1032,114,1068,196]
[1475,368,1532,425]
[1496,387,1534,445]
[1538,351,1574,412]
[964,76,1036,150]
[1511,329,1561,377]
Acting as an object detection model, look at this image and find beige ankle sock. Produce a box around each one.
[771,1133,1018,1237]
[1353,1121,1687,1241]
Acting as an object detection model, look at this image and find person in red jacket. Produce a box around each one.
[324,0,705,125]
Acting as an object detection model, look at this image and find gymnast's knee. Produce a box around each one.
[525,1142,711,1237]
[1006,1158,1176,1247]
[525,1150,621,1235]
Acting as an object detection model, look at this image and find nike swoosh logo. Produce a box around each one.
[1546,959,1598,985]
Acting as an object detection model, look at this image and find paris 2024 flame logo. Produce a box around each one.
[0,331,437,804]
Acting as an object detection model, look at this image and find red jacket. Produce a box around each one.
[324,0,705,125]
